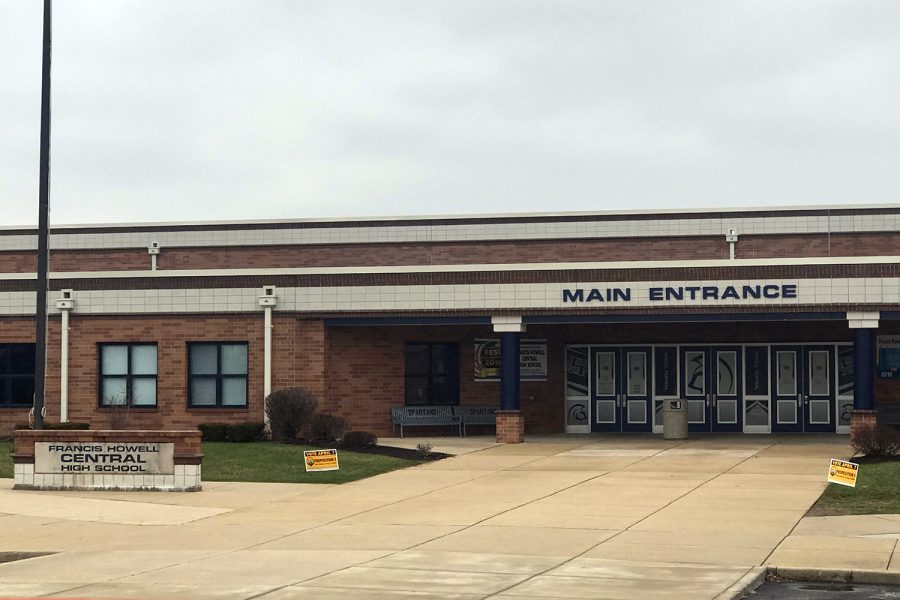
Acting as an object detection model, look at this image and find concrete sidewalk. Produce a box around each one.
[0,434,848,599]
[769,513,900,573]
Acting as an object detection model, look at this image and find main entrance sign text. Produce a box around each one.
[35,442,175,475]
[563,283,798,303]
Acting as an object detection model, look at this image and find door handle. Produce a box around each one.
[705,394,711,408]
[712,394,717,408]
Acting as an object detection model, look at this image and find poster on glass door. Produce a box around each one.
[877,336,900,379]
[474,339,547,381]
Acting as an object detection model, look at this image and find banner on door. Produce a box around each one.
[474,339,547,381]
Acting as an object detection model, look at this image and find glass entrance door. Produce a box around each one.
[804,346,835,433]
[771,345,835,433]
[712,347,742,432]
[680,346,743,432]
[590,347,652,432]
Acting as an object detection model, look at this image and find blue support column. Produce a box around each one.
[500,331,521,411]
[854,328,875,411]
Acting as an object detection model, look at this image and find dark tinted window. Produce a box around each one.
[0,344,35,407]
[404,343,459,406]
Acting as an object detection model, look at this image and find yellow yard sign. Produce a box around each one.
[827,458,859,487]
[304,449,339,472]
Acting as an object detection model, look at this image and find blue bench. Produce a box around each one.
[391,405,462,438]
[457,406,497,436]
[390,405,497,437]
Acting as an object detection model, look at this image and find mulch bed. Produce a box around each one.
[347,445,451,461]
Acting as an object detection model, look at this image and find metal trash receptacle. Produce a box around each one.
[662,400,688,439]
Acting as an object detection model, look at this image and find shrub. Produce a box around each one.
[342,430,377,449]
[265,387,318,441]
[415,442,433,458]
[15,422,90,430]
[198,423,228,441]
[227,422,266,442]
[199,422,266,442]
[852,424,900,458]
[308,413,347,443]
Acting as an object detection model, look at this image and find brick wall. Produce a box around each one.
[0,250,149,273]
[3,316,900,437]
[1,231,898,273]
[324,325,563,436]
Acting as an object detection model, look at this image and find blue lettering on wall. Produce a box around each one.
[562,283,800,303]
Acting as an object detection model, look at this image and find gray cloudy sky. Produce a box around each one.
[2,1,900,226]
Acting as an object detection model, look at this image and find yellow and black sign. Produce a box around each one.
[827,458,859,487]
[304,449,339,472]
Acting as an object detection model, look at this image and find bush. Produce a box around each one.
[14,422,90,430]
[308,413,347,443]
[415,442,433,457]
[852,424,900,458]
[265,388,318,442]
[198,423,228,441]
[199,422,266,443]
[342,430,377,449]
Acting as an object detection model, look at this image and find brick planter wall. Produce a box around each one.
[12,429,202,492]
[850,410,878,449]
[496,410,525,444]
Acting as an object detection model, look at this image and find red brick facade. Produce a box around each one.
[496,411,525,443]
[1,208,899,439]
[3,315,898,438]
[0,231,898,274]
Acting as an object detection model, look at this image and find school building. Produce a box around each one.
[1,204,898,441]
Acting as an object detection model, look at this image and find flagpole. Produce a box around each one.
[34,0,52,430]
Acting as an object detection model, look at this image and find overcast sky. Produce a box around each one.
[2,1,899,226]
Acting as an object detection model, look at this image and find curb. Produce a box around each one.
[715,566,766,600]
[769,566,900,586]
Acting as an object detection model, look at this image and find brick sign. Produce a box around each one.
[34,442,175,475]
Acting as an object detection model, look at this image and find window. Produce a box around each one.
[99,344,157,406]
[0,344,35,407]
[404,343,459,406]
[188,343,248,407]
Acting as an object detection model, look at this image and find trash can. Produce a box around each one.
[662,400,688,439]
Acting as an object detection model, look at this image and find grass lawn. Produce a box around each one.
[201,441,424,484]
[809,459,900,516]
[0,440,425,484]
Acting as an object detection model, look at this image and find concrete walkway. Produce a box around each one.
[0,434,849,600]
[770,513,900,573]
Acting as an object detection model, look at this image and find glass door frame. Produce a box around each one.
[590,347,621,433]
[804,345,836,433]
[680,346,743,432]
[771,345,804,433]
[711,346,743,433]
[589,346,653,433]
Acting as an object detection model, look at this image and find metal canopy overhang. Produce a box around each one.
[322,311,878,327]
